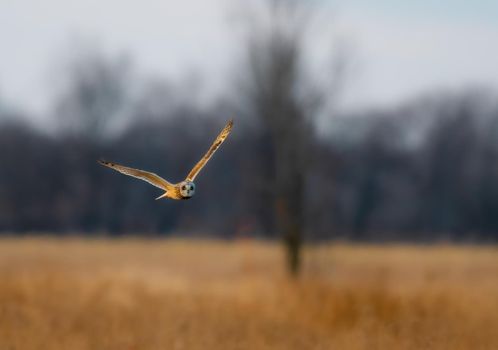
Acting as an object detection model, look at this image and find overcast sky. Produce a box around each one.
[1,0,497,120]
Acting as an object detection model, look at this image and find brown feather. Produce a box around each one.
[185,119,233,181]
[98,160,174,192]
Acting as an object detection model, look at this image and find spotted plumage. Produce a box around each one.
[98,119,233,200]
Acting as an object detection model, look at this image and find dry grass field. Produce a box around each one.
[0,237,497,349]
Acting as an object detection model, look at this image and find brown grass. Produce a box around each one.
[0,238,497,349]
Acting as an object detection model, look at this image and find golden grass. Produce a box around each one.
[0,238,497,349]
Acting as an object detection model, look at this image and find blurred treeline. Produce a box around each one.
[1,4,498,242]
[1,60,497,242]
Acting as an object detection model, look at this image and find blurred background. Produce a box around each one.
[1,1,498,348]
[2,0,498,243]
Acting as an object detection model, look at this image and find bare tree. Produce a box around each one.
[53,46,132,143]
[236,0,340,275]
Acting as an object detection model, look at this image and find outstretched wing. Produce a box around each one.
[98,160,174,191]
[185,119,233,181]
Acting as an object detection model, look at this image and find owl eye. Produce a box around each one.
[182,186,186,190]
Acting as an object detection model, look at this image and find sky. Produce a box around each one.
[0,0,497,121]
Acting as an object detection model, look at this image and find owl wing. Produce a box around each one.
[185,119,233,182]
[98,160,174,191]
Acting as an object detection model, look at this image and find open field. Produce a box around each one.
[0,238,497,349]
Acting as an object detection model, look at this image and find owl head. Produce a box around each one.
[180,181,196,198]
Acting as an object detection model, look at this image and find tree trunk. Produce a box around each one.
[276,166,304,276]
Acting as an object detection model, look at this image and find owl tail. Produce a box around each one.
[155,192,169,200]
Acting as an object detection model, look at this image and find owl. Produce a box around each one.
[99,119,233,200]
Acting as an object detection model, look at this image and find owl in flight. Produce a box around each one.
[99,119,233,200]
